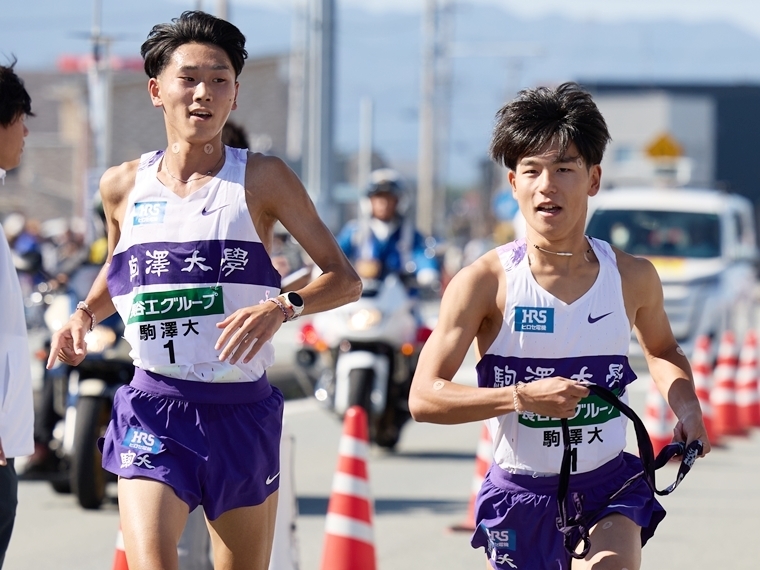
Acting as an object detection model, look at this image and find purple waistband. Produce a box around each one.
[130,368,272,405]
[488,453,628,494]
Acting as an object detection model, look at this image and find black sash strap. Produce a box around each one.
[555,383,703,559]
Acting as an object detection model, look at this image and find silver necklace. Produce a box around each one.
[528,240,594,263]
[163,148,225,184]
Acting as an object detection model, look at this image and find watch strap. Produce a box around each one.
[277,293,303,320]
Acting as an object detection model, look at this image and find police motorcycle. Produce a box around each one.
[297,169,438,448]
[296,269,434,449]
[35,264,134,509]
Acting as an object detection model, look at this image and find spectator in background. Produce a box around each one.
[0,57,36,568]
[221,120,250,149]
[2,212,43,299]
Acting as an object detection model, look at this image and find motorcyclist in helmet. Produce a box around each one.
[336,169,439,287]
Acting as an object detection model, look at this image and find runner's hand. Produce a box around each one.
[46,314,89,369]
[518,378,590,418]
[0,438,6,466]
[215,301,284,365]
[673,410,711,456]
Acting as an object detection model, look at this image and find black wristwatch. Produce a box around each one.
[278,291,304,320]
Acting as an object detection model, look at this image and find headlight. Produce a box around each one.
[85,325,117,353]
[348,308,383,331]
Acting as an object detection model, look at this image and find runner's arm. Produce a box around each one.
[216,155,361,364]
[246,155,361,315]
[628,256,711,454]
[46,162,134,368]
[409,254,516,424]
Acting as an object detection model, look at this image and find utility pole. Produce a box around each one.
[417,0,437,238]
[215,0,228,21]
[84,0,112,234]
[88,0,111,175]
[435,0,454,237]
[286,0,308,165]
[305,0,337,230]
[357,96,374,194]
[417,0,454,238]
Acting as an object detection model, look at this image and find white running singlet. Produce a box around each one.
[107,146,282,383]
[477,237,637,474]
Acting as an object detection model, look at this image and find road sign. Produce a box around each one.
[646,133,683,158]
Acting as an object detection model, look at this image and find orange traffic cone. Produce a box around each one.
[711,331,747,437]
[643,377,675,457]
[112,524,128,570]
[736,330,760,429]
[691,335,720,446]
[450,422,492,532]
[320,406,377,570]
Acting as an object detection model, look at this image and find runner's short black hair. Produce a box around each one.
[0,57,34,127]
[141,11,248,79]
[490,82,611,171]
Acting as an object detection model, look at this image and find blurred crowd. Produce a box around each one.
[2,212,93,298]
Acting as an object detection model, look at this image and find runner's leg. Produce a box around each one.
[118,477,190,570]
[206,490,279,570]
[571,513,641,570]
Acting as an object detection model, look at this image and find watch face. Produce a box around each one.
[286,291,304,307]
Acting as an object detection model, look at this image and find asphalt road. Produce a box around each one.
[7,348,760,569]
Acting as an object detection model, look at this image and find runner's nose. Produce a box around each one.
[536,170,556,195]
[194,81,211,101]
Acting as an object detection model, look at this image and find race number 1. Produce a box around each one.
[163,339,176,364]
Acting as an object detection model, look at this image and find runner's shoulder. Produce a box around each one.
[100,159,140,209]
[443,249,501,307]
[245,153,296,186]
[610,245,661,294]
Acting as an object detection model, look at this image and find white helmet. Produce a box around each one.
[366,168,404,198]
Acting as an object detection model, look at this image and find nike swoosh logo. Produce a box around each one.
[201,204,229,216]
[266,472,280,485]
[587,312,613,324]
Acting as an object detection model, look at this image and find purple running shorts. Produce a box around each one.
[99,368,284,520]
[471,452,666,570]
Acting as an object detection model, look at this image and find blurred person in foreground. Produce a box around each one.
[46,11,360,570]
[409,82,709,570]
[0,58,35,567]
[337,168,439,288]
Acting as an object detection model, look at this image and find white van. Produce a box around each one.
[586,187,759,361]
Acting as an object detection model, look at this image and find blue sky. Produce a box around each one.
[5,0,760,67]
[236,0,760,35]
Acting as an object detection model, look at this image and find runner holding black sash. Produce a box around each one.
[556,382,703,559]
[409,82,710,570]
